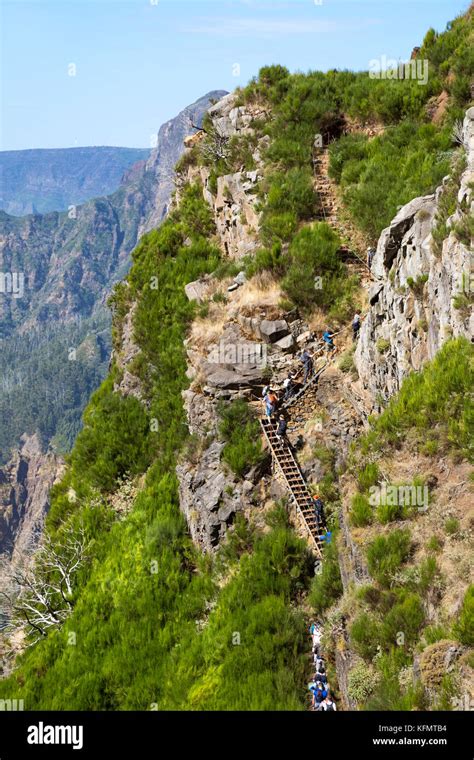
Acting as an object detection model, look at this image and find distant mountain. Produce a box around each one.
[0,147,151,217]
[0,90,228,461]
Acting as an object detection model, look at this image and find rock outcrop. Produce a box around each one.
[355,108,474,405]
[179,93,269,259]
[0,434,64,586]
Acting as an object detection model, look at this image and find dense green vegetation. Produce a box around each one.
[343,338,474,710]
[236,9,472,244]
[329,124,453,239]
[0,315,111,461]
[1,7,472,712]
[359,337,473,461]
[0,183,313,710]
[309,539,343,614]
[218,399,265,477]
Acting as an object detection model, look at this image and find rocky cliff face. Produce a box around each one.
[0,92,226,609]
[0,91,226,463]
[0,434,63,589]
[355,108,474,405]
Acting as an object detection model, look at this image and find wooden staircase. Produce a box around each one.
[260,417,324,557]
[281,358,328,412]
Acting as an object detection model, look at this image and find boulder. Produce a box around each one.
[185,277,211,303]
[274,334,295,351]
[259,320,290,344]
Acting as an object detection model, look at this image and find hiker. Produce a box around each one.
[309,622,318,635]
[367,246,375,269]
[300,349,313,384]
[322,330,335,352]
[312,627,322,655]
[319,530,332,545]
[282,371,297,401]
[321,695,337,711]
[312,495,324,525]
[352,313,361,341]
[315,655,325,671]
[316,670,328,685]
[276,414,287,441]
[262,384,270,399]
[312,683,326,707]
[264,389,278,418]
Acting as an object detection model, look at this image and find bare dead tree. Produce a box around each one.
[200,123,230,163]
[0,527,88,646]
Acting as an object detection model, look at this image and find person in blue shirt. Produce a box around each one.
[319,530,332,545]
[322,330,335,351]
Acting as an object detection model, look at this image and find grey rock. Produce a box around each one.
[355,107,474,408]
[273,334,295,351]
[259,320,290,344]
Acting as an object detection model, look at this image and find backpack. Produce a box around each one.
[325,700,335,711]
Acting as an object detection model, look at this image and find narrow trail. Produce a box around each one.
[254,145,379,711]
[257,349,339,711]
[312,146,374,289]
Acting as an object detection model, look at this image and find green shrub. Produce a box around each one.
[309,540,343,613]
[367,529,412,587]
[422,624,449,645]
[445,517,460,536]
[361,338,473,460]
[71,377,152,492]
[381,591,425,647]
[376,501,405,524]
[281,224,351,312]
[453,585,474,646]
[260,211,298,243]
[218,399,265,477]
[350,612,381,660]
[350,493,373,527]
[376,338,391,353]
[426,535,443,552]
[348,661,380,703]
[357,462,379,491]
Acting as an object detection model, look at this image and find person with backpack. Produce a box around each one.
[312,627,322,654]
[312,495,324,525]
[282,371,297,401]
[321,695,337,711]
[315,670,327,685]
[276,414,287,441]
[352,313,361,341]
[367,246,375,269]
[313,683,326,706]
[300,349,313,384]
[264,389,278,418]
[315,655,325,671]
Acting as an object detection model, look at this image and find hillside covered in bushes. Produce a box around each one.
[0,6,472,711]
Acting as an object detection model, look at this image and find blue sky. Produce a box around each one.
[1,0,468,151]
